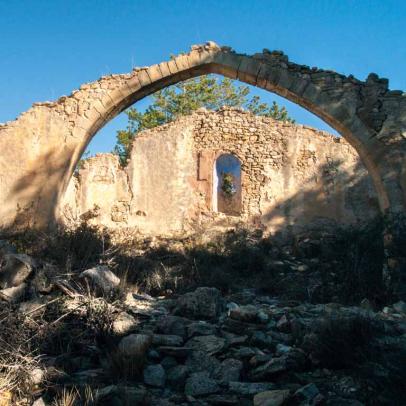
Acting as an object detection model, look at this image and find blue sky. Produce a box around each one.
[1,0,405,154]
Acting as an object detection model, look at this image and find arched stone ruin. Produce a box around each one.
[1,41,406,294]
[60,108,379,236]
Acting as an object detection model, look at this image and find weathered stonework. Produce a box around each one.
[1,42,406,230]
[61,108,379,236]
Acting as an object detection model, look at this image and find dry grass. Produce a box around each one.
[52,387,79,406]
[302,314,379,369]
[0,307,42,403]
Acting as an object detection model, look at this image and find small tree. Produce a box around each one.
[115,75,294,165]
[221,172,236,198]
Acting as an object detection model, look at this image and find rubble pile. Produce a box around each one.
[0,239,405,405]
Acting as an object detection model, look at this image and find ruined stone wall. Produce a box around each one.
[60,108,380,236]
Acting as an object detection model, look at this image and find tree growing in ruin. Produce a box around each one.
[114,75,294,165]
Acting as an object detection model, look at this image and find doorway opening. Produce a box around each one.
[213,153,242,215]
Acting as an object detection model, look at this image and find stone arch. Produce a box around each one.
[1,41,406,230]
[213,153,242,215]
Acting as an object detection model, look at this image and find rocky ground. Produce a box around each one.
[0,227,405,405]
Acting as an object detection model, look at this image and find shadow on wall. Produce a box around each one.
[4,139,380,240]
[6,149,74,229]
[260,157,380,238]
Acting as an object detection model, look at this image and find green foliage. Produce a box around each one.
[114,75,294,165]
[221,172,236,197]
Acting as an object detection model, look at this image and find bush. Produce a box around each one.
[301,313,380,369]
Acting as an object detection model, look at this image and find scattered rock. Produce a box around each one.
[187,321,217,337]
[167,365,190,390]
[31,267,54,294]
[32,398,46,406]
[393,301,406,313]
[231,346,259,360]
[96,384,147,404]
[80,265,120,294]
[294,383,319,403]
[360,298,373,311]
[249,356,287,380]
[159,316,189,337]
[249,353,273,368]
[250,331,273,348]
[229,304,259,322]
[0,253,35,288]
[205,394,239,404]
[0,283,27,303]
[158,347,191,359]
[118,334,152,358]
[213,358,243,382]
[186,350,221,374]
[174,287,224,320]
[143,364,166,387]
[253,389,291,406]
[184,371,220,396]
[276,315,290,332]
[133,292,155,301]
[185,334,226,355]
[30,368,45,385]
[275,343,292,356]
[152,334,183,346]
[161,356,178,370]
[229,382,275,395]
[73,368,105,384]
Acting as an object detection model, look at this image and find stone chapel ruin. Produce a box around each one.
[0,40,405,293]
[60,107,379,236]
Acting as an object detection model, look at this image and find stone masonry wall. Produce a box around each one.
[60,108,380,236]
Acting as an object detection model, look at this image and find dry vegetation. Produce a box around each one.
[0,217,405,404]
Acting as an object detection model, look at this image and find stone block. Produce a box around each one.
[147,64,164,83]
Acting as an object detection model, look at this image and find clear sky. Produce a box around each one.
[1,0,405,154]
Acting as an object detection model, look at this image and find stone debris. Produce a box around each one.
[0,283,27,303]
[173,286,224,320]
[118,333,152,358]
[184,371,220,397]
[143,364,166,387]
[0,253,35,288]
[1,243,405,405]
[80,265,120,294]
[253,389,291,406]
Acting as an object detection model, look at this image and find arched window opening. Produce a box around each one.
[213,154,242,215]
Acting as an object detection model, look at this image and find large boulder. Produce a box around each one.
[0,283,27,303]
[80,265,120,294]
[174,287,224,320]
[118,334,152,358]
[229,305,261,323]
[0,253,35,288]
